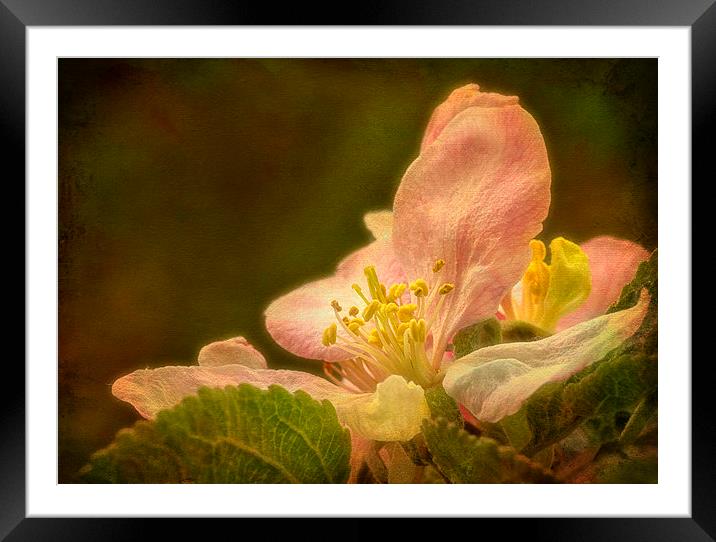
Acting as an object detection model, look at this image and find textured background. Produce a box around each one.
[59,58,657,482]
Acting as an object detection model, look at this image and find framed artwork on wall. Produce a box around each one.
[5,1,704,539]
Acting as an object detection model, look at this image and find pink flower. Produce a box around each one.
[265,83,552,389]
[113,83,550,448]
[112,83,652,454]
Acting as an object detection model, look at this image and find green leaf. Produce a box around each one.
[565,443,658,484]
[421,418,557,483]
[453,317,502,359]
[618,392,657,447]
[80,384,352,483]
[609,249,658,316]
[510,250,659,457]
[607,249,657,354]
[521,349,657,456]
[500,407,533,451]
[424,385,463,427]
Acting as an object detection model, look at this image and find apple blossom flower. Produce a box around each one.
[265,83,651,425]
[112,83,652,464]
[265,83,552,393]
[112,83,550,452]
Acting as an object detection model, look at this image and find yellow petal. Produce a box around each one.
[333,375,430,441]
[541,237,591,331]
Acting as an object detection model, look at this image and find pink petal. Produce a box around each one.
[420,84,519,152]
[197,336,267,369]
[265,238,407,361]
[113,366,429,443]
[112,364,343,419]
[557,236,649,330]
[363,210,393,240]
[394,94,551,342]
[444,289,650,422]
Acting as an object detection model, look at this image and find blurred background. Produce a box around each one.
[59,58,657,482]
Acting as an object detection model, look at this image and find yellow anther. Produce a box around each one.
[367,331,382,346]
[352,283,369,303]
[342,316,351,325]
[362,300,381,320]
[410,279,430,297]
[348,322,362,335]
[522,239,550,318]
[363,266,387,302]
[396,322,410,338]
[432,259,445,273]
[513,237,591,332]
[383,302,399,314]
[388,283,407,301]
[331,300,342,312]
[398,303,418,322]
[322,323,337,346]
[349,306,359,317]
[409,318,427,342]
[350,317,366,326]
[438,283,455,295]
[522,254,550,322]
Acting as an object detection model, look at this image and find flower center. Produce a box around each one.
[322,260,454,392]
[502,237,591,332]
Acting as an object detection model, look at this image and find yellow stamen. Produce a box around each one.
[409,318,427,342]
[322,323,337,346]
[398,303,418,322]
[521,240,550,323]
[396,322,410,339]
[438,283,455,295]
[362,300,382,320]
[352,283,369,303]
[364,266,387,302]
[387,283,407,301]
[410,279,430,297]
[322,261,453,390]
[510,237,591,332]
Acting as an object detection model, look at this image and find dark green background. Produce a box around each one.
[59,59,657,482]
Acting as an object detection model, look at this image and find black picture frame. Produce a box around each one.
[5,1,703,539]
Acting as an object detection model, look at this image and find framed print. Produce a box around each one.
[6,0,705,539]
